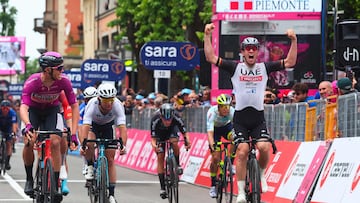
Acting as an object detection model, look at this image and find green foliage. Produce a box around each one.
[109,0,212,90]
[0,0,16,36]
[18,59,39,83]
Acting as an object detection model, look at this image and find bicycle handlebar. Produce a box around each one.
[233,137,278,154]
[81,138,124,151]
[156,137,189,151]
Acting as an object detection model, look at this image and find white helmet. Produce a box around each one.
[83,86,97,98]
[97,83,117,98]
[241,37,259,50]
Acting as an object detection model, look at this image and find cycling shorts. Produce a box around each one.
[233,107,270,140]
[90,121,118,148]
[213,122,233,142]
[1,132,14,141]
[155,126,180,153]
[29,106,62,138]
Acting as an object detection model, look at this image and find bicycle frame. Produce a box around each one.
[234,137,277,203]
[82,138,124,203]
[33,129,70,203]
[214,141,235,203]
[157,138,188,203]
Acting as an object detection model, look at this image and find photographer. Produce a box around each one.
[264,87,280,104]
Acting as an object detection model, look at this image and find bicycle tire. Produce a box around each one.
[216,162,224,203]
[171,157,179,203]
[248,158,261,203]
[98,157,108,203]
[223,157,233,203]
[34,162,42,201]
[166,156,173,203]
[43,159,56,203]
[87,179,96,203]
[1,140,6,175]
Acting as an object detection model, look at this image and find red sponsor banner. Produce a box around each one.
[261,140,301,203]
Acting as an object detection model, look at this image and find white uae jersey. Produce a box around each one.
[231,62,268,111]
[83,97,126,126]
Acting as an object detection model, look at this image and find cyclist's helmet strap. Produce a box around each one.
[160,103,174,120]
[39,51,63,70]
[217,94,232,105]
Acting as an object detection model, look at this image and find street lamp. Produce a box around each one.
[7,61,14,83]
[20,56,29,82]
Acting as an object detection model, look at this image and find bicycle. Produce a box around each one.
[33,129,70,203]
[0,131,7,175]
[157,138,188,203]
[234,136,277,203]
[214,141,235,203]
[82,138,124,203]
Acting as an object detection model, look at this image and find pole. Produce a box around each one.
[333,0,338,80]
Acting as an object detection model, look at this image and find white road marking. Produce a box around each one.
[0,179,187,184]
[2,173,32,200]
[0,199,32,202]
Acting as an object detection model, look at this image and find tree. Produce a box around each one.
[0,0,16,36]
[109,0,212,94]
[18,59,40,83]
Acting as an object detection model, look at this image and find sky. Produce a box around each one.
[9,0,45,60]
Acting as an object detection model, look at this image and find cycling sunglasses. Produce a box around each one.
[219,104,230,109]
[244,45,258,51]
[100,97,115,103]
[52,65,64,71]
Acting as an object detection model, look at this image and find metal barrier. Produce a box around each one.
[337,92,360,138]
[125,93,360,141]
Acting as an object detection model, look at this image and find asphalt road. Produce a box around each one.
[0,143,214,203]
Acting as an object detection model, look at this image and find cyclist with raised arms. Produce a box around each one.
[204,23,297,203]
[207,94,235,198]
[0,100,18,171]
[150,103,191,199]
[80,83,127,203]
[20,51,79,201]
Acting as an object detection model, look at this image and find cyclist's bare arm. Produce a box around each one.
[283,29,297,68]
[183,132,191,149]
[204,23,219,65]
[79,124,91,145]
[70,102,79,136]
[207,131,215,151]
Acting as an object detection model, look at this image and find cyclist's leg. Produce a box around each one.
[250,123,271,193]
[84,131,96,180]
[23,107,39,195]
[152,134,167,198]
[59,113,70,195]
[222,122,236,165]
[209,127,222,193]
[233,111,250,203]
[5,133,13,169]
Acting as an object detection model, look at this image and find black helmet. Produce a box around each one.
[160,103,174,120]
[1,100,11,107]
[39,51,63,69]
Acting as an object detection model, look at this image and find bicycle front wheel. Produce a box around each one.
[0,140,6,175]
[223,157,233,203]
[43,159,56,203]
[171,157,179,203]
[249,158,261,203]
[166,157,173,203]
[216,162,224,203]
[98,157,108,203]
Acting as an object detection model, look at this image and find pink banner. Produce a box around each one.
[294,142,330,203]
[0,36,26,75]
[214,12,321,21]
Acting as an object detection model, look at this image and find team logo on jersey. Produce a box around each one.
[31,93,59,104]
[239,67,262,81]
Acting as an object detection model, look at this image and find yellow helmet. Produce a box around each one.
[217,94,232,105]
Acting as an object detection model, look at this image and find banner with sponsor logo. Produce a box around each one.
[80,59,126,88]
[63,70,82,88]
[311,137,360,203]
[261,140,301,202]
[273,141,329,203]
[140,41,200,71]
[8,83,23,96]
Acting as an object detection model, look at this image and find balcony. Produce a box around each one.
[43,11,58,29]
[33,18,46,33]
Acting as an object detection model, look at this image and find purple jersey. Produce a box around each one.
[21,73,77,109]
